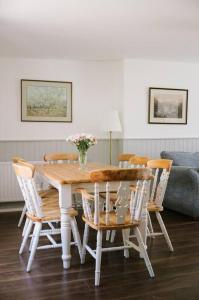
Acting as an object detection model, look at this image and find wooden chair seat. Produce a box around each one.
[82,211,139,230]
[147,202,163,212]
[27,197,78,222]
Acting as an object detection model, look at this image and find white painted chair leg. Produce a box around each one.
[134,227,155,278]
[156,212,174,252]
[71,217,82,261]
[122,229,130,258]
[19,220,33,254]
[18,204,27,227]
[147,212,155,238]
[110,230,116,243]
[95,230,103,286]
[106,230,111,241]
[22,218,29,237]
[81,223,89,264]
[27,222,42,272]
[29,224,37,252]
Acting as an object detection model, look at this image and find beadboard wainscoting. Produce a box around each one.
[123,138,199,158]
[0,162,22,203]
[1,137,199,207]
[0,139,120,206]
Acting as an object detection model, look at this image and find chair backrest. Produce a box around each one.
[82,168,152,226]
[12,156,26,163]
[12,156,45,191]
[129,156,150,168]
[147,159,173,207]
[44,152,78,164]
[13,162,43,218]
[118,153,135,168]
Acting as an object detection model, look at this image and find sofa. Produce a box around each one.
[160,151,199,218]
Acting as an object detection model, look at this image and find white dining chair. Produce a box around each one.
[146,159,174,252]
[13,161,82,272]
[78,168,154,286]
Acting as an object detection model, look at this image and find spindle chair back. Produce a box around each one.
[147,159,172,209]
[13,162,44,219]
[80,168,154,286]
[44,152,78,164]
[118,153,135,168]
[129,156,150,168]
[146,159,174,251]
[12,157,32,227]
[105,153,135,240]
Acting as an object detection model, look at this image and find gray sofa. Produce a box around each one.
[160,151,199,218]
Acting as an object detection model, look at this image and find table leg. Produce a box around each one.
[59,184,72,269]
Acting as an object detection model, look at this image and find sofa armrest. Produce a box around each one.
[164,166,199,218]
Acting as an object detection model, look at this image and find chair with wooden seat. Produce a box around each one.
[12,157,58,230]
[146,159,174,252]
[13,161,82,272]
[79,168,154,286]
[44,152,80,208]
[107,155,151,242]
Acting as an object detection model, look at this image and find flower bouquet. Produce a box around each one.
[66,133,97,169]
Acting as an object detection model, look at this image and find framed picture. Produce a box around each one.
[148,87,188,124]
[21,79,72,122]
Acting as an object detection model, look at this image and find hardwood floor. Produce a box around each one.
[0,210,199,300]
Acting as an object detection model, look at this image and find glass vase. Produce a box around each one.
[78,151,87,170]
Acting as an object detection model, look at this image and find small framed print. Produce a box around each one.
[21,79,72,122]
[148,87,188,124]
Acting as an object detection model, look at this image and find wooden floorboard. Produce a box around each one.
[0,210,199,300]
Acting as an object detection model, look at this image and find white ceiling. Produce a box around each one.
[0,0,199,61]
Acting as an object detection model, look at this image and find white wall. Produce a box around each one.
[0,58,122,140]
[2,57,199,141]
[123,59,199,138]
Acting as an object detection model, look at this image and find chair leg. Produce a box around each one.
[147,212,155,238]
[81,223,89,264]
[110,230,116,243]
[27,222,42,272]
[22,218,29,237]
[95,230,103,286]
[122,229,130,258]
[156,212,174,252]
[134,227,155,278]
[71,217,82,261]
[18,204,26,227]
[19,220,33,254]
[29,223,37,252]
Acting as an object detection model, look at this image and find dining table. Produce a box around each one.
[36,162,119,269]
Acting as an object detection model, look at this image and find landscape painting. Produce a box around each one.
[21,80,72,122]
[148,88,188,124]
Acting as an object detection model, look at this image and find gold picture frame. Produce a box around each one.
[21,79,72,122]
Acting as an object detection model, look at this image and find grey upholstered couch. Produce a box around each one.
[161,151,199,218]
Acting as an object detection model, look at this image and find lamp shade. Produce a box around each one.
[102,110,122,132]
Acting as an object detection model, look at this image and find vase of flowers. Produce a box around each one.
[66,133,97,170]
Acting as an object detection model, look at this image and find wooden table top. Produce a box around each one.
[36,162,118,184]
